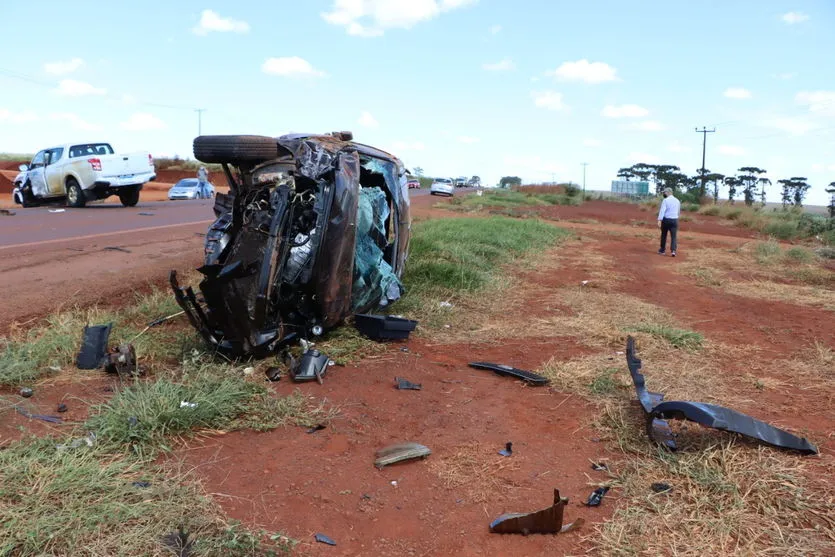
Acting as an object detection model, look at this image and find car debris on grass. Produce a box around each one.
[468,362,550,386]
[489,489,584,535]
[625,336,818,454]
[374,442,431,469]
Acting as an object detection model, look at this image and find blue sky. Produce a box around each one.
[1,0,834,204]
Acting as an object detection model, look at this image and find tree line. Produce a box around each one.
[617,163,822,208]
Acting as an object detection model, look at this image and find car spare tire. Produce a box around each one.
[193,135,280,164]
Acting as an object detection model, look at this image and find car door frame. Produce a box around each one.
[27,150,48,197]
[44,147,66,196]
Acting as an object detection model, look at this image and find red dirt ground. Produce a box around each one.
[1,194,831,555]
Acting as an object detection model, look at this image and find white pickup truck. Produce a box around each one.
[13,142,156,207]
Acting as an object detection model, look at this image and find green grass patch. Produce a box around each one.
[754,240,782,264]
[590,368,623,396]
[448,190,581,212]
[631,324,704,350]
[784,246,815,264]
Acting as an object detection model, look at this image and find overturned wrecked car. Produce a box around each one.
[171,132,411,358]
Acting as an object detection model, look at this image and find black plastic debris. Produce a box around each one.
[128,416,139,428]
[625,336,818,455]
[307,424,326,434]
[57,403,68,413]
[19,387,33,398]
[76,324,113,369]
[375,442,431,469]
[468,362,550,386]
[651,482,672,493]
[15,407,62,424]
[498,442,513,457]
[0,208,16,216]
[265,366,282,382]
[591,462,608,472]
[290,349,330,383]
[132,481,152,488]
[103,344,138,376]
[314,533,337,546]
[354,314,417,341]
[585,486,610,507]
[490,489,584,535]
[395,377,422,390]
[103,246,131,253]
[161,527,193,557]
[137,212,155,216]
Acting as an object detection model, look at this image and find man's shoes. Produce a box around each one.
[671,251,677,257]
[658,250,666,255]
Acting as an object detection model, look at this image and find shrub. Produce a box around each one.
[784,247,814,264]
[699,205,721,216]
[764,220,799,240]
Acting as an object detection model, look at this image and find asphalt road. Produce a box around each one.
[0,187,450,249]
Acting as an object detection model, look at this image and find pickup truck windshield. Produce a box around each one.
[69,143,114,158]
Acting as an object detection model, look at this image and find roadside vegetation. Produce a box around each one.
[443,189,582,214]
[699,204,834,244]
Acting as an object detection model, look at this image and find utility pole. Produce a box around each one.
[695,126,716,197]
[581,162,589,196]
[196,108,207,136]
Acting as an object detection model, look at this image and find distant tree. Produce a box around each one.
[469,175,481,187]
[653,164,680,194]
[827,182,835,219]
[736,167,767,207]
[499,176,522,189]
[695,168,711,197]
[725,176,740,204]
[630,163,655,182]
[617,167,635,181]
[758,177,771,206]
[789,177,811,207]
[413,166,424,177]
[778,179,793,208]
[705,173,725,203]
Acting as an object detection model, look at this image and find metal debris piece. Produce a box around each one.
[56,432,96,451]
[161,527,193,557]
[468,362,550,386]
[585,486,610,507]
[265,366,282,382]
[19,387,33,398]
[15,407,62,424]
[314,533,337,546]
[76,324,113,369]
[103,344,138,376]
[103,246,131,253]
[57,403,68,413]
[354,314,418,341]
[651,482,672,493]
[48,208,66,213]
[307,424,326,434]
[0,208,16,216]
[137,212,155,216]
[395,377,422,390]
[180,401,198,409]
[374,442,432,469]
[498,442,513,457]
[290,349,330,383]
[132,481,151,488]
[489,489,584,535]
[625,336,818,455]
[591,462,608,472]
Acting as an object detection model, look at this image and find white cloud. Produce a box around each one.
[630,120,665,132]
[457,136,480,144]
[582,138,602,147]
[50,112,102,131]
[724,87,752,99]
[192,10,250,35]
[483,57,514,71]
[602,104,648,118]
[55,79,106,97]
[781,11,809,24]
[262,57,326,78]
[718,144,746,156]
[765,116,817,136]
[358,110,379,128]
[489,24,502,35]
[531,90,567,111]
[668,141,691,153]
[795,90,835,117]
[627,152,660,165]
[322,0,478,37]
[121,94,137,105]
[120,112,166,131]
[44,58,84,76]
[391,140,425,152]
[547,59,618,84]
[0,109,39,124]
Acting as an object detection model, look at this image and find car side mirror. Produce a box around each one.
[18,164,28,172]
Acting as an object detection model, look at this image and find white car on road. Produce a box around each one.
[430,178,454,196]
[13,142,156,208]
[168,178,215,200]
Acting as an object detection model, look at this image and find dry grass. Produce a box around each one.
[428,442,521,503]
[723,279,835,311]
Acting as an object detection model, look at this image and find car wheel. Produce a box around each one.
[119,187,140,207]
[66,178,86,208]
[193,135,281,165]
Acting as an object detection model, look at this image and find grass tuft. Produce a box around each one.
[631,324,704,350]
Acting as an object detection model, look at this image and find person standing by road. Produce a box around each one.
[197,165,210,199]
[657,187,681,257]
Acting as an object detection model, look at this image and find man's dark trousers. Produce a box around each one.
[660,218,678,252]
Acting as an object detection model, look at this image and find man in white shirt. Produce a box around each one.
[657,187,681,257]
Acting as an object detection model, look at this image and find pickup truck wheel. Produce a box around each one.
[119,187,140,207]
[193,135,280,164]
[18,183,39,208]
[66,179,86,208]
